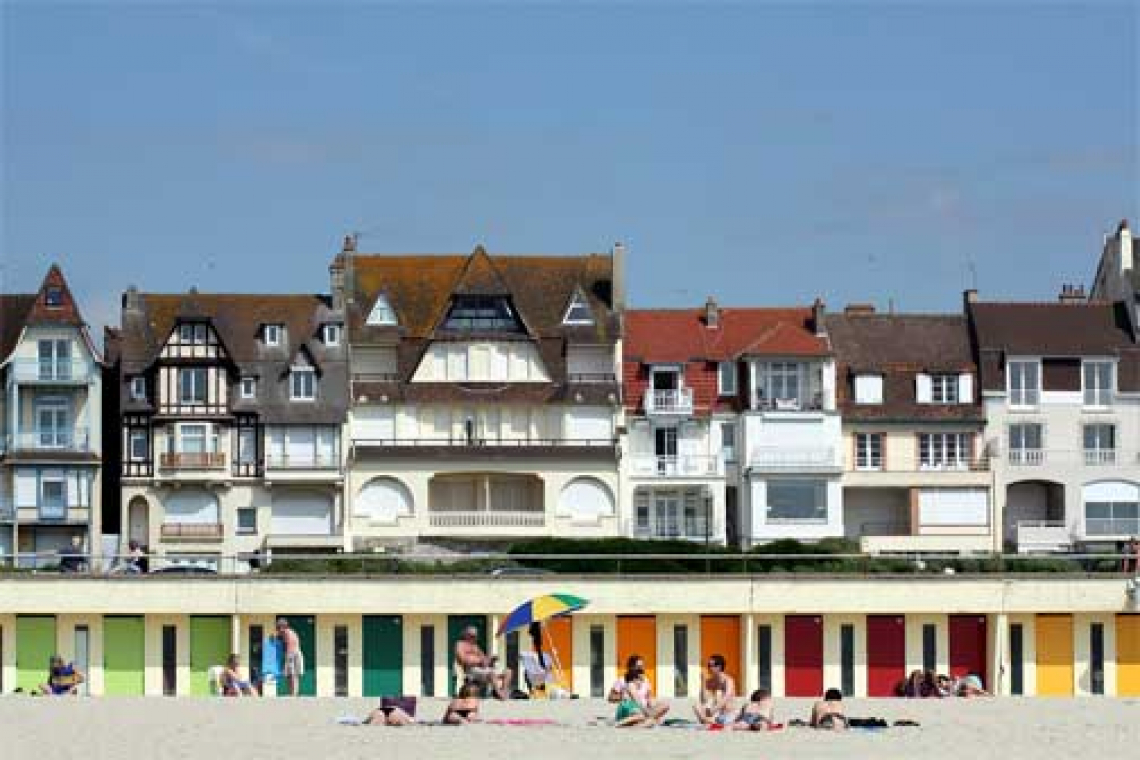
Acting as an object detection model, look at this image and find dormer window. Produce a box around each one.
[290,367,316,401]
[130,376,146,401]
[930,373,959,404]
[240,377,257,399]
[853,374,883,405]
[367,294,398,326]
[45,287,64,307]
[178,323,208,345]
[322,324,342,346]
[718,361,737,396]
[264,324,283,346]
[443,296,523,332]
[562,291,595,325]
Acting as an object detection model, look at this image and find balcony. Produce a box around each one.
[427,511,546,529]
[1084,450,1117,466]
[8,428,92,453]
[1016,521,1072,553]
[159,452,227,470]
[752,395,825,413]
[915,458,990,472]
[1008,449,1045,466]
[628,455,723,478]
[644,388,694,415]
[160,522,224,540]
[1008,449,1128,468]
[568,372,617,384]
[630,516,719,542]
[749,446,838,470]
[265,452,341,470]
[8,359,92,385]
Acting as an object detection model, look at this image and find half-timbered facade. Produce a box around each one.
[111,288,348,568]
[0,265,103,567]
[341,240,623,546]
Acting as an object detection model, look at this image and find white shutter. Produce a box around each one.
[916,373,933,404]
[287,427,315,464]
[15,469,37,507]
[854,374,883,404]
[958,373,974,404]
[67,470,80,507]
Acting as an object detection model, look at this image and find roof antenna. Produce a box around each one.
[967,258,978,290]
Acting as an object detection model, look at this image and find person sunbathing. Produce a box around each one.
[810,688,847,730]
[956,674,990,698]
[693,654,737,726]
[443,683,483,725]
[365,699,415,726]
[222,654,256,696]
[610,655,669,727]
[732,689,774,731]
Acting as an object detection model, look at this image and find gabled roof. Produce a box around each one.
[624,307,828,364]
[347,247,619,342]
[0,295,35,362]
[1,265,90,363]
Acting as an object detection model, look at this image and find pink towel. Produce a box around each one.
[483,718,559,726]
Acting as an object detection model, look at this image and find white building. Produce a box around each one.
[0,265,103,566]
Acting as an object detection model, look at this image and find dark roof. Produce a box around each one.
[119,292,348,423]
[0,295,35,362]
[828,313,983,423]
[625,308,828,363]
[969,300,1139,391]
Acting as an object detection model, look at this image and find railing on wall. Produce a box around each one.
[159,452,226,469]
[8,428,92,452]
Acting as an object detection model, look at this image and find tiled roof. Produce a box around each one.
[968,300,1139,391]
[0,295,35,362]
[624,307,828,363]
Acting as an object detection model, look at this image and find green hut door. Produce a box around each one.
[103,616,145,695]
[16,616,56,693]
[276,615,316,696]
[447,615,488,696]
[362,615,403,697]
[189,617,232,696]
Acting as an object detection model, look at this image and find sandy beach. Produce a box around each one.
[4,695,1138,759]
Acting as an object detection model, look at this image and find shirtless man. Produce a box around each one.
[693,653,736,725]
[454,626,511,700]
[276,618,303,697]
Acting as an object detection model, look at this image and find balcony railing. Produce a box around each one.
[160,522,224,539]
[1084,449,1117,466]
[644,388,694,415]
[353,436,615,448]
[752,394,825,412]
[265,452,341,469]
[628,455,723,478]
[8,428,92,452]
[1008,449,1045,466]
[631,517,718,542]
[749,446,838,468]
[8,359,92,383]
[568,372,617,384]
[915,458,990,472]
[159,451,226,470]
[351,372,400,384]
[427,511,546,529]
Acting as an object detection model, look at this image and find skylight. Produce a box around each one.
[442,296,523,332]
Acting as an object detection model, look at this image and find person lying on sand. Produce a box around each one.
[443,683,483,725]
[732,689,774,731]
[810,688,847,730]
[365,702,415,726]
[956,674,990,698]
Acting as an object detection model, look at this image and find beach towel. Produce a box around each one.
[261,636,281,679]
[483,718,559,726]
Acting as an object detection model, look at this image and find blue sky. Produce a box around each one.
[2,2,1137,334]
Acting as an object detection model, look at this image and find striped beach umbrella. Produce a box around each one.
[496,593,589,636]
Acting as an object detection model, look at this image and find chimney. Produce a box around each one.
[704,296,720,328]
[963,289,978,312]
[843,303,876,315]
[611,242,626,312]
[812,297,826,337]
[1058,283,1087,304]
[1120,219,1134,273]
[122,285,141,313]
[330,235,355,311]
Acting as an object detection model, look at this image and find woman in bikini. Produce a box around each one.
[221,654,256,696]
[810,688,847,730]
[733,688,774,731]
[443,683,483,725]
[609,655,669,727]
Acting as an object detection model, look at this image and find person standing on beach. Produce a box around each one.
[276,618,303,697]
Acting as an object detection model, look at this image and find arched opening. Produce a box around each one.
[356,477,414,525]
[557,477,615,524]
[127,496,150,546]
[1005,479,1065,552]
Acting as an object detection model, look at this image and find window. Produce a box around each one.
[178,323,208,345]
[178,367,208,404]
[855,433,883,470]
[442,296,523,332]
[1085,500,1140,536]
[180,424,208,454]
[129,430,148,461]
[930,374,959,404]
[720,422,737,463]
[290,368,316,400]
[367,294,398,326]
[854,374,883,404]
[45,287,63,307]
[38,339,71,380]
[130,376,146,401]
[765,362,802,405]
[918,433,971,469]
[1083,423,1116,464]
[240,377,256,399]
[1008,423,1044,465]
[1083,361,1114,407]
[236,508,257,535]
[1008,360,1040,407]
[40,472,66,516]
[36,397,70,447]
[179,324,194,343]
[562,291,594,325]
[322,324,342,346]
[237,428,258,465]
[766,479,827,522]
[263,324,282,346]
[717,361,737,396]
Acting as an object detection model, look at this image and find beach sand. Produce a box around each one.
[4,695,1138,759]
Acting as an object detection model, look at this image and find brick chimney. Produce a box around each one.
[330,234,355,311]
[704,296,720,328]
[611,242,626,312]
[812,298,826,337]
[1058,283,1087,304]
[1119,219,1134,273]
[963,289,979,312]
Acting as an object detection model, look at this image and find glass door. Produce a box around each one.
[655,492,680,538]
[36,400,69,448]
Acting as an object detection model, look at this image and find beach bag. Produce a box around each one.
[381,696,417,717]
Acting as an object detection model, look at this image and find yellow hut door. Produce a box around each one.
[1035,614,1074,696]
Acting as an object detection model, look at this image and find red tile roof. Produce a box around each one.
[624,307,829,363]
